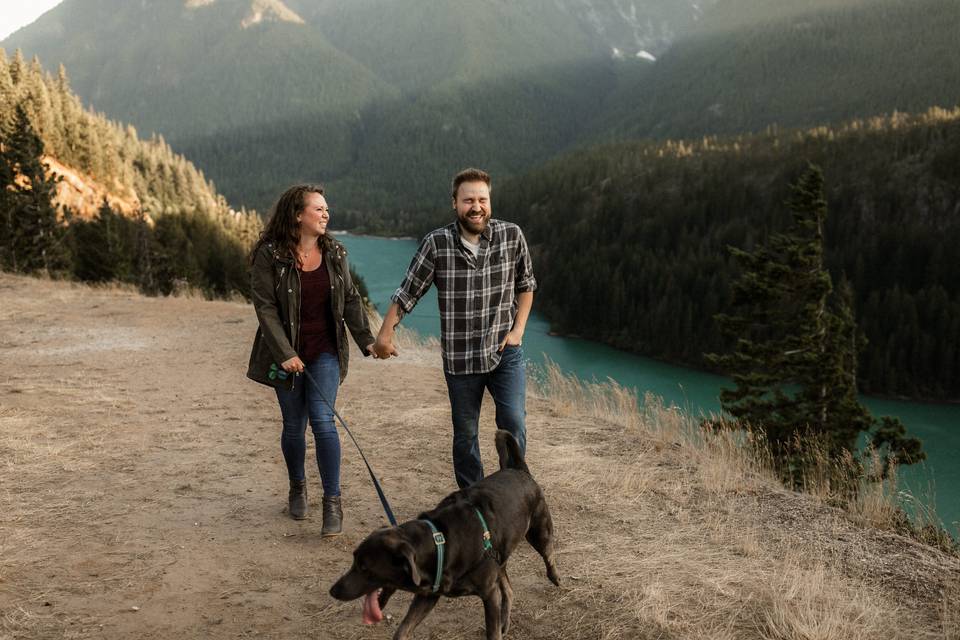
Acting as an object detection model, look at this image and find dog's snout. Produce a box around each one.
[330,570,370,601]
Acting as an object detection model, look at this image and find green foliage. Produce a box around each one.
[0,104,70,274]
[71,199,138,283]
[0,51,260,299]
[7,0,958,228]
[704,164,922,481]
[349,265,370,304]
[497,108,960,401]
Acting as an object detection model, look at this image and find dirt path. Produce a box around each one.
[2,273,958,640]
[0,274,571,640]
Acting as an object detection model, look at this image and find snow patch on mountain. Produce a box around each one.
[555,0,716,57]
[240,0,305,29]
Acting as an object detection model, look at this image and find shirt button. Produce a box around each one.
[288,289,293,293]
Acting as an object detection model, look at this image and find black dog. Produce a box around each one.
[330,430,560,640]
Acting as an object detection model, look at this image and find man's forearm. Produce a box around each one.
[378,302,404,340]
[512,291,534,337]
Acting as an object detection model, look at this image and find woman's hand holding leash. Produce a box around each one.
[281,355,306,373]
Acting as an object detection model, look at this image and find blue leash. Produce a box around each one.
[299,367,398,527]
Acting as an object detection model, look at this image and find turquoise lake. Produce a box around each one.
[338,233,959,536]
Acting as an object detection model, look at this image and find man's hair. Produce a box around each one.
[451,168,491,199]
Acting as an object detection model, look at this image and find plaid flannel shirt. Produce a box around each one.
[392,219,537,374]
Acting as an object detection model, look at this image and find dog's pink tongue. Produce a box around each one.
[362,590,383,625]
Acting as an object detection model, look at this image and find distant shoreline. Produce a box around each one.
[330,230,416,242]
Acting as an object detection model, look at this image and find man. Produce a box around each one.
[374,168,537,488]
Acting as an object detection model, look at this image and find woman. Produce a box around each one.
[247,184,375,536]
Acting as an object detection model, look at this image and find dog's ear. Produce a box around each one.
[397,540,421,587]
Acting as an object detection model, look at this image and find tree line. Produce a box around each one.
[496,108,960,401]
[0,50,260,298]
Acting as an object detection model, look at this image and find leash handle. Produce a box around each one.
[300,368,398,527]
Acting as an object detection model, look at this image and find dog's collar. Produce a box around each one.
[421,519,445,593]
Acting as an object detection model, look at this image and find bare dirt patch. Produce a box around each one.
[1,273,957,639]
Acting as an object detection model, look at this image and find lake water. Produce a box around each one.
[338,233,960,536]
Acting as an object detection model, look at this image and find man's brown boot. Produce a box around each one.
[321,495,343,537]
[288,479,308,520]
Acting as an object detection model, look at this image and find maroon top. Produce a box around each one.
[297,264,337,362]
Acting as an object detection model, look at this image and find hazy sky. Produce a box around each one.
[0,0,64,41]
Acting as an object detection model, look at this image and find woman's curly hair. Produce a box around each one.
[250,183,327,264]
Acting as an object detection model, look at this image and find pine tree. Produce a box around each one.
[0,50,16,135]
[71,200,115,282]
[705,164,923,481]
[0,104,70,274]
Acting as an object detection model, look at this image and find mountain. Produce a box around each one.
[5,0,959,233]
[5,0,390,138]
[3,0,705,216]
[0,49,260,297]
[496,107,960,400]
[590,0,960,141]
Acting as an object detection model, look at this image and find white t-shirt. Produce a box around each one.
[460,235,480,258]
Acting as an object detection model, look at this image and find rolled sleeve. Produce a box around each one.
[391,236,436,313]
[514,230,537,293]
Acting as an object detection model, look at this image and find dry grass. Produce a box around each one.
[531,360,959,640]
[2,273,957,640]
[366,308,440,358]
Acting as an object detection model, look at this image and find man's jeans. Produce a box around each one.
[275,352,341,496]
[443,345,527,488]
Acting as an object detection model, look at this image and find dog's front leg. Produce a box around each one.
[499,568,513,636]
[481,587,504,640]
[392,594,439,640]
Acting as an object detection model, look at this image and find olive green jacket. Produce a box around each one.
[246,236,374,389]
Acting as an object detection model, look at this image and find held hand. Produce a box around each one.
[373,335,399,359]
[498,330,523,352]
[281,355,305,373]
[365,343,378,358]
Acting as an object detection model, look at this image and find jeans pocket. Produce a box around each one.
[501,344,523,359]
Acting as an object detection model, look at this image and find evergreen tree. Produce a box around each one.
[71,199,136,283]
[705,165,923,480]
[0,50,16,135]
[71,200,115,282]
[0,104,69,274]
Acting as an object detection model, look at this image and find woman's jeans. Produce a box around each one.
[443,345,527,489]
[275,352,341,496]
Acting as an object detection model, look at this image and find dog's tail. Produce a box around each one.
[495,430,529,474]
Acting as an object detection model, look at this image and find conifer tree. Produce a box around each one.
[706,164,923,480]
[71,199,115,282]
[0,104,69,274]
[0,50,16,135]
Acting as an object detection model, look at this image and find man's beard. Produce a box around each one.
[459,211,490,235]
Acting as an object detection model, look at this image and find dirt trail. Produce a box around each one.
[0,274,569,639]
[2,273,958,640]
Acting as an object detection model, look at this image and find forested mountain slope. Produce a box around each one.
[498,108,960,400]
[0,49,259,297]
[0,0,707,217]
[592,0,960,142]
